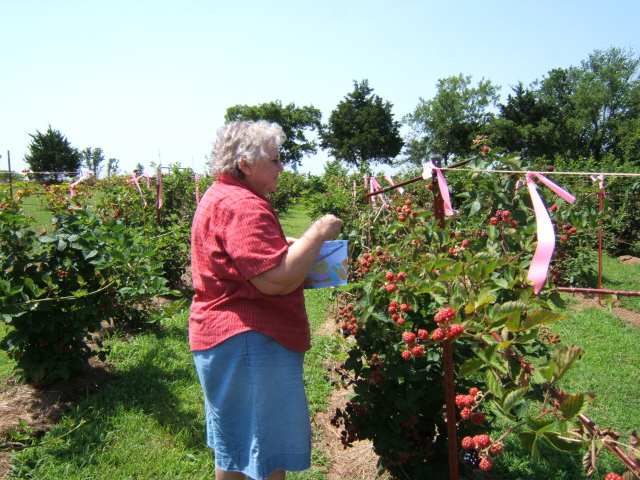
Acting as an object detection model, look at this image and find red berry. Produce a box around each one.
[400,303,410,312]
[404,200,412,206]
[402,332,417,344]
[460,407,471,419]
[478,457,492,471]
[560,235,568,242]
[398,214,407,222]
[385,283,397,292]
[427,184,434,191]
[388,306,397,313]
[396,272,407,281]
[461,436,475,450]
[396,206,403,212]
[569,227,578,234]
[461,239,470,247]
[489,217,499,225]
[483,146,490,153]
[547,165,554,171]
[418,329,428,340]
[347,304,354,310]
[397,318,405,325]
[401,350,412,360]
[474,434,491,449]
[411,345,424,357]
[447,324,464,338]
[385,271,396,281]
[469,387,479,396]
[510,220,518,228]
[604,474,622,480]
[489,443,503,455]
[455,395,467,407]
[431,328,445,341]
[471,411,486,425]
[550,204,558,212]
[502,210,511,219]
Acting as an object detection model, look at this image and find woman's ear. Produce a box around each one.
[239,158,252,177]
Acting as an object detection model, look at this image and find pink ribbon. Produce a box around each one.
[422,161,453,216]
[383,174,405,194]
[156,171,163,209]
[526,172,576,294]
[194,174,200,205]
[126,172,150,208]
[591,174,605,197]
[69,170,93,198]
[369,177,388,206]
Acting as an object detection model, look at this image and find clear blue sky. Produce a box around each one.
[1,0,638,177]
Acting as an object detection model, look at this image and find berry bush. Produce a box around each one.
[327,148,638,478]
[0,193,177,385]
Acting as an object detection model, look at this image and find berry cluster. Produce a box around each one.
[395,199,418,222]
[337,304,358,338]
[399,328,429,360]
[460,431,501,471]
[456,387,487,425]
[355,248,396,279]
[388,299,413,325]
[489,209,518,228]
[430,307,464,342]
[559,223,579,243]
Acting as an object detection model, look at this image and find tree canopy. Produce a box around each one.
[225,100,322,168]
[320,80,404,171]
[24,126,81,183]
[492,47,640,163]
[80,147,105,178]
[405,74,500,165]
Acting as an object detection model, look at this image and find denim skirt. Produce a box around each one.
[193,331,311,480]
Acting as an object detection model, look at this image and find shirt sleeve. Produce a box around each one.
[222,198,288,280]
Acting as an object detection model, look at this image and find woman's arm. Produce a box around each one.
[249,215,343,295]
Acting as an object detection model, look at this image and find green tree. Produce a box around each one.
[80,147,105,178]
[320,80,404,171]
[405,74,500,165]
[492,47,640,164]
[225,100,322,168]
[24,125,81,183]
[106,157,120,177]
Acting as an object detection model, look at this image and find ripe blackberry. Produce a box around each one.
[463,449,480,468]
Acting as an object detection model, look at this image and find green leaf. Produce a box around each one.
[458,358,485,378]
[485,369,505,400]
[37,235,57,243]
[521,310,567,329]
[518,431,540,458]
[503,387,528,414]
[526,417,555,432]
[553,345,584,382]
[56,238,68,251]
[559,393,590,419]
[513,328,539,344]
[532,360,556,384]
[541,432,585,452]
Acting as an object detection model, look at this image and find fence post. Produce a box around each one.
[431,158,459,480]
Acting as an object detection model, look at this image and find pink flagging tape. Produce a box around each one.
[526,172,575,294]
[156,171,163,209]
[69,170,93,198]
[422,161,453,216]
[384,174,405,194]
[369,177,388,206]
[126,172,150,208]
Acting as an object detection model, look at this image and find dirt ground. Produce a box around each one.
[2,269,640,479]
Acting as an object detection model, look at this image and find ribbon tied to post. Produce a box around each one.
[422,161,453,216]
[526,172,576,294]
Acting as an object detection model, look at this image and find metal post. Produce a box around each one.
[8,151,13,197]
[431,158,459,480]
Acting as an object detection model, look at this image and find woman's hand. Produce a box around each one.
[249,215,344,296]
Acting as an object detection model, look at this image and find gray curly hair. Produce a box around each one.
[210,120,285,177]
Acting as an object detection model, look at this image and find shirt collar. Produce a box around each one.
[217,173,269,201]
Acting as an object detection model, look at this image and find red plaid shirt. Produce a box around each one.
[189,173,310,352]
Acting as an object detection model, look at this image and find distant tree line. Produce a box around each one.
[23,46,639,178]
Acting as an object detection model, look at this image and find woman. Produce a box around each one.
[190,120,343,480]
